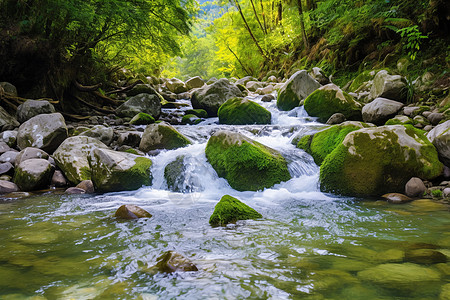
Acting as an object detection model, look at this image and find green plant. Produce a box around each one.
[431,189,443,198]
[404,76,415,103]
[396,25,428,61]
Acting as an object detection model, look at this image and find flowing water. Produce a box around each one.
[0,95,449,299]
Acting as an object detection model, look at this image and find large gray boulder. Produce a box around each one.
[16,100,55,123]
[139,122,191,152]
[369,70,406,102]
[320,125,443,196]
[185,76,205,90]
[14,158,54,191]
[53,136,108,184]
[0,106,20,130]
[277,70,321,111]
[218,97,271,125]
[427,120,450,167]
[191,78,243,117]
[166,78,188,94]
[90,148,152,192]
[0,180,19,193]
[116,93,162,119]
[79,125,114,146]
[362,98,404,125]
[15,147,49,167]
[126,84,159,97]
[16,113,68,153]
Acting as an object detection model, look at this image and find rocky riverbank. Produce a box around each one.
[0,68,449,203]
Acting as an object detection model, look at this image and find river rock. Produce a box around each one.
[90,148,152,192]
[369,70,406,102]
[164,156,188,192]
[357,263,440,290]
[117,131,142,148]
[245,81,265,92]
[76,180,95,193]
[126,84,159,97]
[326,113,346,125]
[185,109,208,119]
[209,195,262,226]
[191,78,243,117]
[405,249,447,264]
[114,204,152,219]
[0,162,14,176]
[0,141,11,154]
[181,114,201,125]
[428,113,444,125]
[236,76,257,86]
[79,125,114,146]
[51,170,67,187]
[382,193,412,204]
[256,85,274,95]
[277,70,321,111]
[16,113,68,153]
[0,180,19,193]
[166,78,187,94]
[385,115,413,126]
[139,122,191,152]
[15,147,49,167]
[304,84,363,122]
[310,67,330,85]
[16,100,55,123]
[14,158,54,191]
[297,121,372,165]
[0,130,17,148]
[261,95,275,103]
[0,106,20,130]
[405,177,427,197]
[218,97,271,125]
[185,76,205,90]
[116,93,162,119]
[65,187,86,194]
[154,251,198,273]
[0,151,18,165]
[362,98,404,125]
[320,125,443,196]
[205,130,291,191]
[427,120,450,167]
[53,136,108,184]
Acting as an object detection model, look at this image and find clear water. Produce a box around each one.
[0,95,449,300]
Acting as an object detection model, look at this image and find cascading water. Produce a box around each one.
[0,94,448,300]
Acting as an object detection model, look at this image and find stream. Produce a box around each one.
[0,95,449,299]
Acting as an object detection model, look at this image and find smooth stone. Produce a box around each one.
[65,187,86,194]
[76,180,95,193]
[405,177,427,198]
[0,162,14,175]
[0,180,19,193]
[326,113,346,125]
[15,147,49,167]
[0,141,11,154]
[261,94,275,102]
[114,204,152,219]
[405,249,447,264]
[428,112,444,125]
[0,151,18,164]
[51,170,67,187]
[154,251,198,273]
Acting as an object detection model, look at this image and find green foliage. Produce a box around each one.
[396,25,428,61]
[209,195,262,226]
[431,189,443,198]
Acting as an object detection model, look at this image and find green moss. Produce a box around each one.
[157,125,191,149]
[164,156,185,191]
[319,125,443,196]
[130,113,155,125]
[277,81,300,111]
[385,116,413,125]
[348,70,377,92]
[218,97,271,125]
[205,131,291,191]
[209,195,262,226]
[181,114,201,125]
[185,109,208,118]
[297,135,313,153]
[124,148,139,155]
[303,88,362,122]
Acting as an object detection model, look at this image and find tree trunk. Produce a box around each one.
[297,0,309,50]
[227,45,252,76]
[250,0,266,34]
[260,0,268,33]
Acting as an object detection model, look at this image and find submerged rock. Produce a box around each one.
[304,84,363,122]
[405,249,447,264]
[382,193,412,204]
[90,148,152,192]
[320,125,443,196]
[14,158,54,191]
[205,130,291,191]
[277,70,321,111]
[114,204,152,219]
[209,195,262,226]
[297,121,372,165]
[191,78,243,117]
[139,122,191,152]
[154,251,198,273]
[53,136,108,184]
[16,113,68,153]
[218,97,271,125]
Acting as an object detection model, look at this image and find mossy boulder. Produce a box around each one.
[320,125,443,196]
[297,121,372,165]
[181,114,202,125]
[205,130,291,191]
[90,148,152,192]
[348,70,378,93]
[14,159,54,191]
[385,115,413,125]
[427,120,450,167]
[116,93,162,119]
[185,109,208,118]
[191,78,243,117]
[53,136,108,184]
[139,122,191,152]
[369,70,406,102]
[16,113,68,153]
[218,97,271,125]
[277,70,321,111]
[304,84,363,123]
[129,113,155,125]
[154,251,198,273]
[209,195,262,226]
